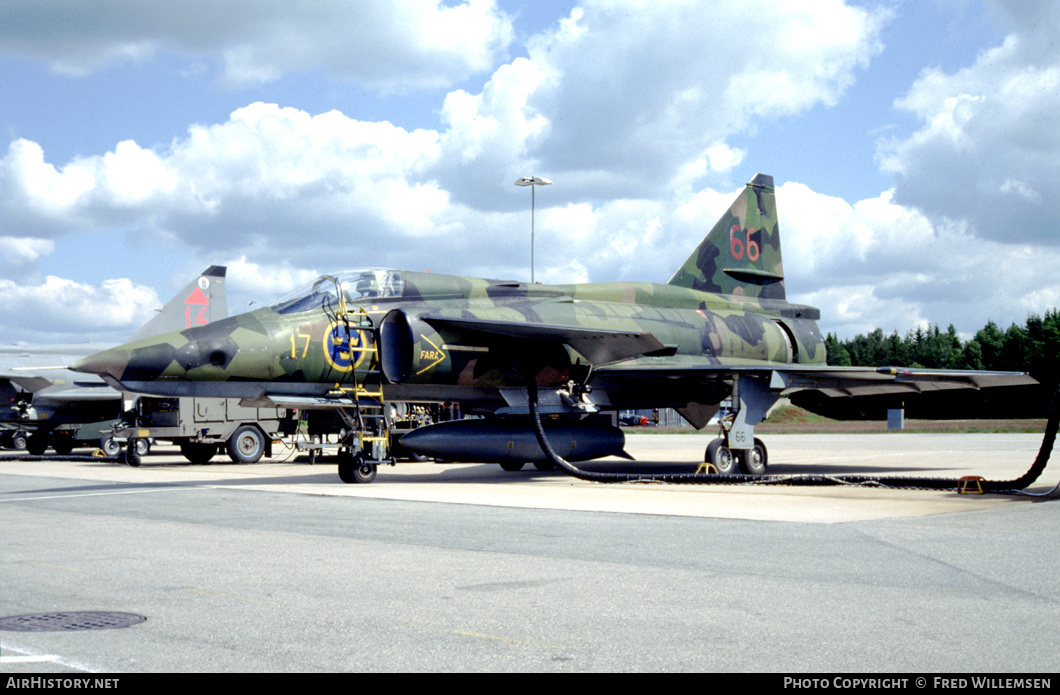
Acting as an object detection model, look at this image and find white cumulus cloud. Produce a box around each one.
[877,0,1060,244]
[0,276,159,343]
[0,0,513,90]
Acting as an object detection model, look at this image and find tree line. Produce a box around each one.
[805,310,1060,419]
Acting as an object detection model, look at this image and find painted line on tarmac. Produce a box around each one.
[1,654,59,663]
[0,643,97,672]
[0,486,203,503]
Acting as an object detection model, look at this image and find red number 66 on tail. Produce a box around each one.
[729,225,760,262]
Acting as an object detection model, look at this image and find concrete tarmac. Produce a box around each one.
[1,432,1058,672]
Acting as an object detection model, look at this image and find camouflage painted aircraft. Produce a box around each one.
[72,175,1035,482]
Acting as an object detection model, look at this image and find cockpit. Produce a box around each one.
[270,269,405,315]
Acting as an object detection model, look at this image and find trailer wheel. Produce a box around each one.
[100,435,120,457]
[228,425,265,464]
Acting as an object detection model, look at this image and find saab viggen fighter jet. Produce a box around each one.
[72,175,1036,483]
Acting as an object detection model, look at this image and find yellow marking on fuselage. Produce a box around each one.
[415,334,447,375]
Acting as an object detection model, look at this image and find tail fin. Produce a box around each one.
[667,173,784,300]
[128,266,228,342]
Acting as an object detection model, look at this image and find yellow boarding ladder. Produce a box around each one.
[331,307,391,463]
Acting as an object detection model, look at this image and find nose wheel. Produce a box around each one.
[338,449,378,484]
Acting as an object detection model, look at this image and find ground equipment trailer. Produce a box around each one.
[112,396,297,465]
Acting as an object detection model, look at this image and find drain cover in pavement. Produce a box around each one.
[0,611,146,632]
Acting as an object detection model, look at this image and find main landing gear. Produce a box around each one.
[705,436,768,475]
[703,375,778,477]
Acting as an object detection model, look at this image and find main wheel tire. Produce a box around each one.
[227,425,265,464]
[705,438,737,475]
[737,438,768,476]
[532,459,558,471]
[499,460,525,472]
[338,451,377,484]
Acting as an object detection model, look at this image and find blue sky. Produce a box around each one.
[1,0,1058,346]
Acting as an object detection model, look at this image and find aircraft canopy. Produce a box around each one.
[270,269,405,315]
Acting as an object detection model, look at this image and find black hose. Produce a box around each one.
[2,454,123,463]
[527,379,1060,493]
[983,383,1059,493]
[528,378,766,484]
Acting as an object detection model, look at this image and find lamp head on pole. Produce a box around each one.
[514,176,552,187]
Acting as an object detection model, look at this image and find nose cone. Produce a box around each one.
[72,333,192,386]
[71,347,134,382]
[70,313,267,396]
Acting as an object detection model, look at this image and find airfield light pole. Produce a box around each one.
[515,176,552,283]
